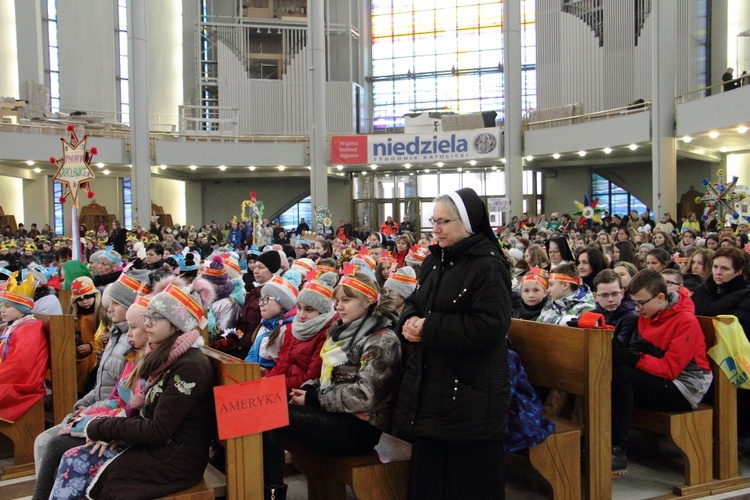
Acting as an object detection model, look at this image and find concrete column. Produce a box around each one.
[13,0,43,100]
[651,1,677,217]
[503,0,523,219]
[308,0,328,231]
[128,0,151,229]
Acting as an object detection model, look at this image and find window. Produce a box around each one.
[115,0,129,124]
[45,0,60,113]
[278,196,312,233]
[53,181,64,234]
[122,178,132,229]
[371,0,537,130]
[591,173,648,216]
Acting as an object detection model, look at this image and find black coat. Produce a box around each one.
[393,233,511,444]
[594,298,638,346]
[692,275,750,339]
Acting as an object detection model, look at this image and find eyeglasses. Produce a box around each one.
[259,296,279,305]
[144,314,166,325]
[429,218,455,227]
[634,295,658,310]
[596,291,622,300]
[664,280,681,287]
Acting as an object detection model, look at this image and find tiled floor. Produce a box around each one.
[4,435,750,499]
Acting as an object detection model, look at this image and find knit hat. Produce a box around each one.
[297,278,335,314]
[222,254,241,280]
[89,250,104,265]
[203,255,229,286]
[256,250,281,274]
[291,258,316,276]
[384,266,417,299]
[0,290,34,314]
[108,269,152,308]
[282,269,303,290]
[62,260,93,291]
[148,278,215,332]
[349,254,377,282]
[405,245,429,267]
[180,252,199,272]
[70,276,97,298]
[261,275,299,312]
[126,295,151,330]
[445,188,504,255]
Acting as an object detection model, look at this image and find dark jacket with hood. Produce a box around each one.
[393,232,511,443]
[594,296,638,346]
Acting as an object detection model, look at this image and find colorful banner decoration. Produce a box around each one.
[572,195,604,228]
[51,125,97,261]
[697,169,747,225]
[213,375,289,439]
[331,128,502,165]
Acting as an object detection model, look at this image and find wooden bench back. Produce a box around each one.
[508,318,612,500]
[696,315,738,480]
[34,314,77,425]
[57,290,71,313]
[200,346,264,500]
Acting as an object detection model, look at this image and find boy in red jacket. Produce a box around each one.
[611,269,712,475]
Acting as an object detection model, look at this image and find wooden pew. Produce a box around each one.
[508,318,612,500]
[0,314,77,480]
[284,432,411,500]
[160,346,264,500]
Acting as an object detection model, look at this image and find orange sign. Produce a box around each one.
[214,375,289,439]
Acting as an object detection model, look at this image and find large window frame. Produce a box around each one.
[591,173,647,217]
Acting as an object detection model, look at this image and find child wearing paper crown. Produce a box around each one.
[266,272,339,391]
[383,266,418,310]
[69,276,102,395]
[0,287,49,424]
[50,278,216,499]
[262,270,402,499]
[513,267,550,321]
[245,274,298,371]
[536,263,596,325]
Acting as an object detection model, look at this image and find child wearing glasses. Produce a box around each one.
[69,276,102,396]
[245,274,299,371]
[592,269,638,346]
[49,277,217,499]
[536,263,596,325]
[262,271,402,498]
[611,269,712,475]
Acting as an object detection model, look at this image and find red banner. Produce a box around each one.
[214,375,289,439]
[331,135,368,164]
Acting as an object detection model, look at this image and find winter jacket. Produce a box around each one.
[692,274,750,339]
[393,233,511,444]
[267,315,336,391]
[74,322,130,411]
[0,316,48,422]
[536,285,596,325]
[594,297,638,345]
[86,345,215,499]
[512,297,548,321]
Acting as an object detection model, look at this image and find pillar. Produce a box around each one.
[503,0,523,219]
[308,0,328,232]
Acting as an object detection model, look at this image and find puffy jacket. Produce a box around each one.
[267,315,336,390]
[393,233,511,444]
[74,322,130,411]
[692,274,750,339]
[594,297,638,345]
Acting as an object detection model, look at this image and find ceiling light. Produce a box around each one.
[457,167,463,172]
[277,165,286,171]
[189,165,198,170]
[384,173,390,177]
[603,147,612,154]
[33,167,41,173]
[218,165,227,171]
[404,163,411,168]
[738,126,748,134]
[248,165,256,171]
[708,131,719,139]
[128,164,132,168]
[628,144,638,151]
[552,153,561,159]
[491,166,498,171]
[160,164,167,170]
[695,148,705,155]
[720,147,728,153]
[370,164,378,170]
[436,162,444,167]
[469,160,477,166]
[525,155,533,161]
[362,171,367,176]
[408,172,414,176]
[26,160,35,166]
[578,150,587,157]
[306,166,311,170]
[682,136,692,143]
[501,158,506,164]
[336,165,344,171]
[103,169,110,175]
[338,172,345,177]
[424,169,430,173]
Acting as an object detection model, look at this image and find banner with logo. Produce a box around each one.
[331,128,502,165]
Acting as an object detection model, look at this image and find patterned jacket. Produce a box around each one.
[536,285,596,325]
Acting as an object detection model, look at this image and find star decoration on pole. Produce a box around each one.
[50,124,96,203]
[697,169,746,224]
[572,195,605,228]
